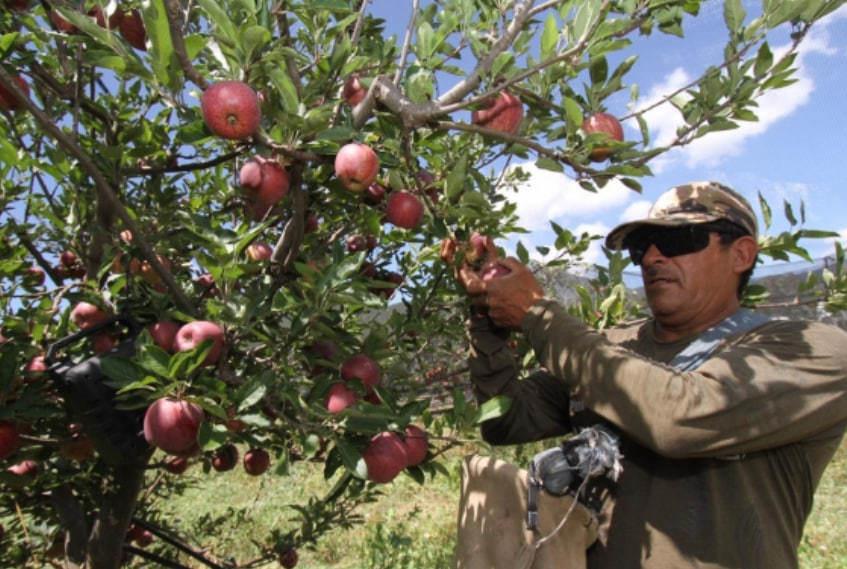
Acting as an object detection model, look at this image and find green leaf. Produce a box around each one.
[144,0,180,90]
[758,191,772,230]
[0,349,18,397]
[473,395,512,424]
[445,155,468,202]
[336,439,368,479]
[101,356,147,385]
[269,68,300,114]
[138,343,170,378]
[563,97,584,130]
[541,14,559,61]
[240,24,271,62]
[589,57,608,85]
[417,21,436,59]
[535,157,564,173]
[636,114,650,146]
[0,32,18,57]
[516,241,529,264]
[723,0,745,33]
[167,340,214,379]
[754,42,773,77]
[406,68,435,103]
[237,383,267,411]
[197,0,239,45]
[783,200,797,226]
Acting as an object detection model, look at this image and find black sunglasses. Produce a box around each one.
[623,225,715,266]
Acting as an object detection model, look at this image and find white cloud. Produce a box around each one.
[619,199,652,222]
[500,162,635,230]
[630,7,846,170]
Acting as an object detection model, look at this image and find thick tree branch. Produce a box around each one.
[13,223,64,286]
[49,486,88,567]
[28,62,113,127]
[86,463,148,569]
[0,66,197,316]
[125,149,243,177]
[271,165,306,270]
[164,0,208,90]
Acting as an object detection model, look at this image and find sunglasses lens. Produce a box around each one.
[625,227,711,265]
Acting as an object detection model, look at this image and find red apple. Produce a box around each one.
[7,459,38,488]
[118,9,147,51]
[24,355,47,377]
[71,301,109,330]
[58,435,95,462]
[363,432,408,483]
[246,242,273,262]
[385,191,424,230]
[341,354,381,389]
[375,271,403,299]
[466,232,491,264]
[211,443,239,472]
[403,425,428,466]
[364,183,386,205]
[143,397,204,455]
[582,112,624,161]
[240,157,290,220]
[342,74,366,106]
[201,81,261,141]
[4,0,29,11]
[480,261,511,281]
[129,255,172,288]
[0,421,20,460]
[279,548,299,569]
[334,143,379,192]
[304,213,319,234]
[325,382,358,414]
[346,234,367,253]
[148,321,180,352]
[471,91,523,135]
[92,334,116,355]
[59,250,86,278]
[195,273,215,289]
[119,229,134,244]
[163,455,189,474]
[174,321,225,365]
[243,448,270,475]
[133,528,153,547]
[0,75,30,111]
[23,266,45,287]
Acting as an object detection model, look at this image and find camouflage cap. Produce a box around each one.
[605,181,758,250]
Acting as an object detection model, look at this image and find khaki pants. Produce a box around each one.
[455,455,598,569]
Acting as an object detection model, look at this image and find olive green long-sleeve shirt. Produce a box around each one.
[469,299,847,569]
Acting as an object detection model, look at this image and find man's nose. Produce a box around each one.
[640,244,666,266]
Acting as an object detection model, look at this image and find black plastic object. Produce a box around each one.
[45,315,152,466]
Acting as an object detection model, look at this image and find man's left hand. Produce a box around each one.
[459,257,545,329]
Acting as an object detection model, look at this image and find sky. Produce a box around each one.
[371,1,847,275]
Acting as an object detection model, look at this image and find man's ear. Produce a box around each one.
[731,235,758,274]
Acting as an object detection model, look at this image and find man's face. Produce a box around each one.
[630,226,751,333]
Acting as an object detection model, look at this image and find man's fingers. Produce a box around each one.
[440,238,456,263]
[458,264,486,295]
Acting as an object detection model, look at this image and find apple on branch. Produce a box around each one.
[581,112,624,161]
[325,382,358,414]
[402,425,428,467]
[246,242,273,262]
[342,74,366,106]
[70,301,109,330]
[174,321,225,366]
[385,191,424,230]
[201,81,261,140]
[334,143,379,192]
[340,354,381,390]
[143,398,204,455]
[363,432,408,484]
[148,321,181,352]
[243,448,270,475]
[211,443,239,472]
[0,421,20,460]
[471,90,524,135]
[239,156,290,220]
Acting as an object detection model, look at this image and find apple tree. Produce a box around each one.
[1,0,844,566]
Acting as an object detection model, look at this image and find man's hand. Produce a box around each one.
[459,257,545,329]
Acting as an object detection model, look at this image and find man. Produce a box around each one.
[457,182,847,569]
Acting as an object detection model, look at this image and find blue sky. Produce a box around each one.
[370,2,847,271]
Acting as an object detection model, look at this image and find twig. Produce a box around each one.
[163,0,208,90]
[276,3,303,98]
[392,0,420,85]
[123,545,192,569]
[350,0,370,46]
[125,150,243,177]
[0,66,197,316]
[132,518,232,569]
[13,223,64,286]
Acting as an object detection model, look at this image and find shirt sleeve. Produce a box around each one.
[467,313,572,445]
[521,298,847,459]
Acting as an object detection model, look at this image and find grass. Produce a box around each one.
[145,437,847,569]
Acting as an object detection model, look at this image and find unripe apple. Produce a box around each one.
[174,321,225,366]
[148,321,181,352]
[471,91,523,134]
[211,443,239,472]
[201,81,261,141]
[0,421,20,460]
[340,354,381,389]
[385,191,424,230]
[0,74,30,111]
[92,333,116,355]
[334,143,379,192]
[243,448,270,476]
[363,432,408,484]
[71,302,109,330]
[279,548,299,569]
[582,112,624,161]
[364,183,386,205]
[164,455,190,474]
[325,382,358,414]
[246,242,273,262]
[118,9,147,51]
[403,425,428,466]
[342,74,366,106]
[143,397,204,455]
[480,261,511,281]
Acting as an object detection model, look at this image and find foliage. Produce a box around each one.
[0,0,845,567]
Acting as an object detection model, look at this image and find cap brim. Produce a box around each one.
[605,213,723,250]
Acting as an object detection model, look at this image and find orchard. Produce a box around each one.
[1,0,845,567]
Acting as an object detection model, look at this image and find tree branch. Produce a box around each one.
[0,66,197,317]
[125,150,243,177]
[163,0,208,90]
[392,0,420,85]
[13,222,64,286]
[86,463,148,569]
[132,518,232,569]
[49,485,88,567]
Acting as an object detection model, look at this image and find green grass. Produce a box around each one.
[145,438,847,569]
